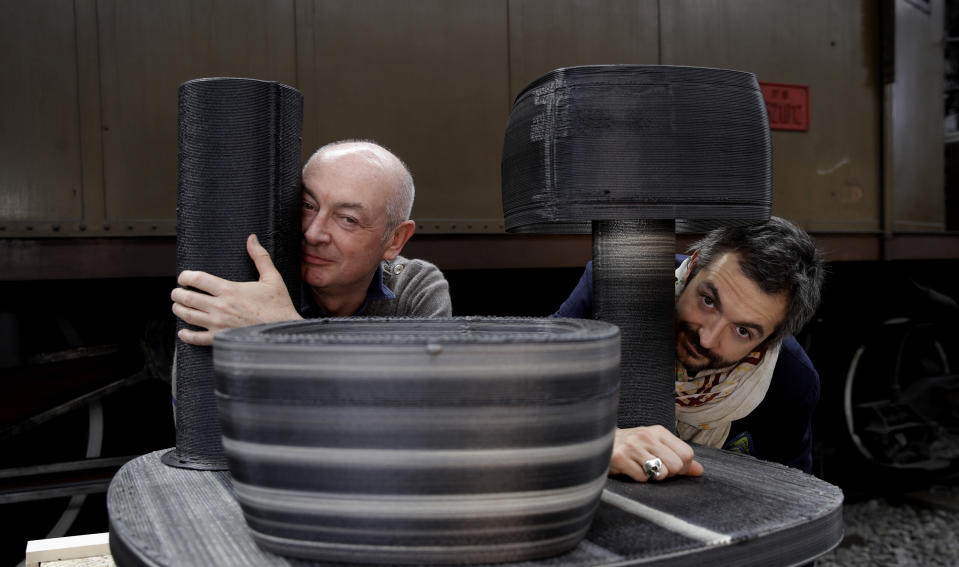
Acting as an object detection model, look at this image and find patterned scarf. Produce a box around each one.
[672,257,781,448]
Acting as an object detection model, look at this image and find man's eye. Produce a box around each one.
[736,326,752,339]
[702,295,714,307]
[342,216,358,224]
[302,201,315,211]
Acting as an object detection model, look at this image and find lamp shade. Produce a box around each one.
[502,65,772,233]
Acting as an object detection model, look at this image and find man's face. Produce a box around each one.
[299,147,397,294]
[675,252,787,375]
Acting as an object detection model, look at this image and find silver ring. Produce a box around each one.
[643,457,664,481]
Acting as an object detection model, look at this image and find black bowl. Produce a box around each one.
[213,316,620,564]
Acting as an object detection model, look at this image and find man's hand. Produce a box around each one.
[171,234,301,346]
[609,425,704,482]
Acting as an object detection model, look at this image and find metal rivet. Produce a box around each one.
[393,264,405,275]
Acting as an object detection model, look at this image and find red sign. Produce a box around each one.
[759,82,809,131]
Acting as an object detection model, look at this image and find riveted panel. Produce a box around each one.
[888,0,945,232]
[0,1,83,233]
[507,0,660,96]
[97,0,298,235]
[661,1,882,233]
[296,0,509,233]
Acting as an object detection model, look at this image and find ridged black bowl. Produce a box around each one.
[213,317,621,564]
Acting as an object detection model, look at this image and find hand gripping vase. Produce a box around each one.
[213,317,620,564]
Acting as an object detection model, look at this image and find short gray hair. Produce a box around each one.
[306,139,415,235]
[686,216,825,342]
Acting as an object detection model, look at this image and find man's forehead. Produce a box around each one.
[694,253,757,296]
[698,252,741,279]
[304,146,398,190]
[301,157,391,221]
[302,182,377,213]
[314,144,388,168]
[694,252,787,329]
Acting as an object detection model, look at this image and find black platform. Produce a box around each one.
[107,446,842,566]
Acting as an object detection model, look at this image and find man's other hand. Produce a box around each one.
[171,234,301,346]
[609,425,704,482]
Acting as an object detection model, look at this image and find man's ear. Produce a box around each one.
[382,220,415,261]
[688,250,699,273]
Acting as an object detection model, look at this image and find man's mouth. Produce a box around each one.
[679,329,706,359]
[302,252,334,266]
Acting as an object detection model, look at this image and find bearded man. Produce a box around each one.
[554,216,824,481]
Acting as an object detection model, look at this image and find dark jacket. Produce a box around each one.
[553,258,819,473]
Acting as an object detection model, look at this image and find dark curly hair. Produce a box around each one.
[685,216,825,342]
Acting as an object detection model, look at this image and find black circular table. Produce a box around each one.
[107,446,842,567]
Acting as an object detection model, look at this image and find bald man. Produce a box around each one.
[171,140,452,345]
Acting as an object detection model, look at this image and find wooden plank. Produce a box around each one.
[25,533,111,567]
[44,558,115,567]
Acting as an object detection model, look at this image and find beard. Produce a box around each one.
[675,322,739,375]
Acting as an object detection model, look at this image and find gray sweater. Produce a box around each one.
[364,256,452,317]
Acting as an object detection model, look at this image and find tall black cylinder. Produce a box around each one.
[593,220,676,430]
[163,77,303,470]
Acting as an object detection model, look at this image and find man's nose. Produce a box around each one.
[303,214,331,244]
[698,320,722,350]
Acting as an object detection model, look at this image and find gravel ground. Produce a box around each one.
[815,488,959,566]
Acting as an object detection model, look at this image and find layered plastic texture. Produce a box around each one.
[501,65,772,234]
[166,77,303,470]
[213,317,621,564]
